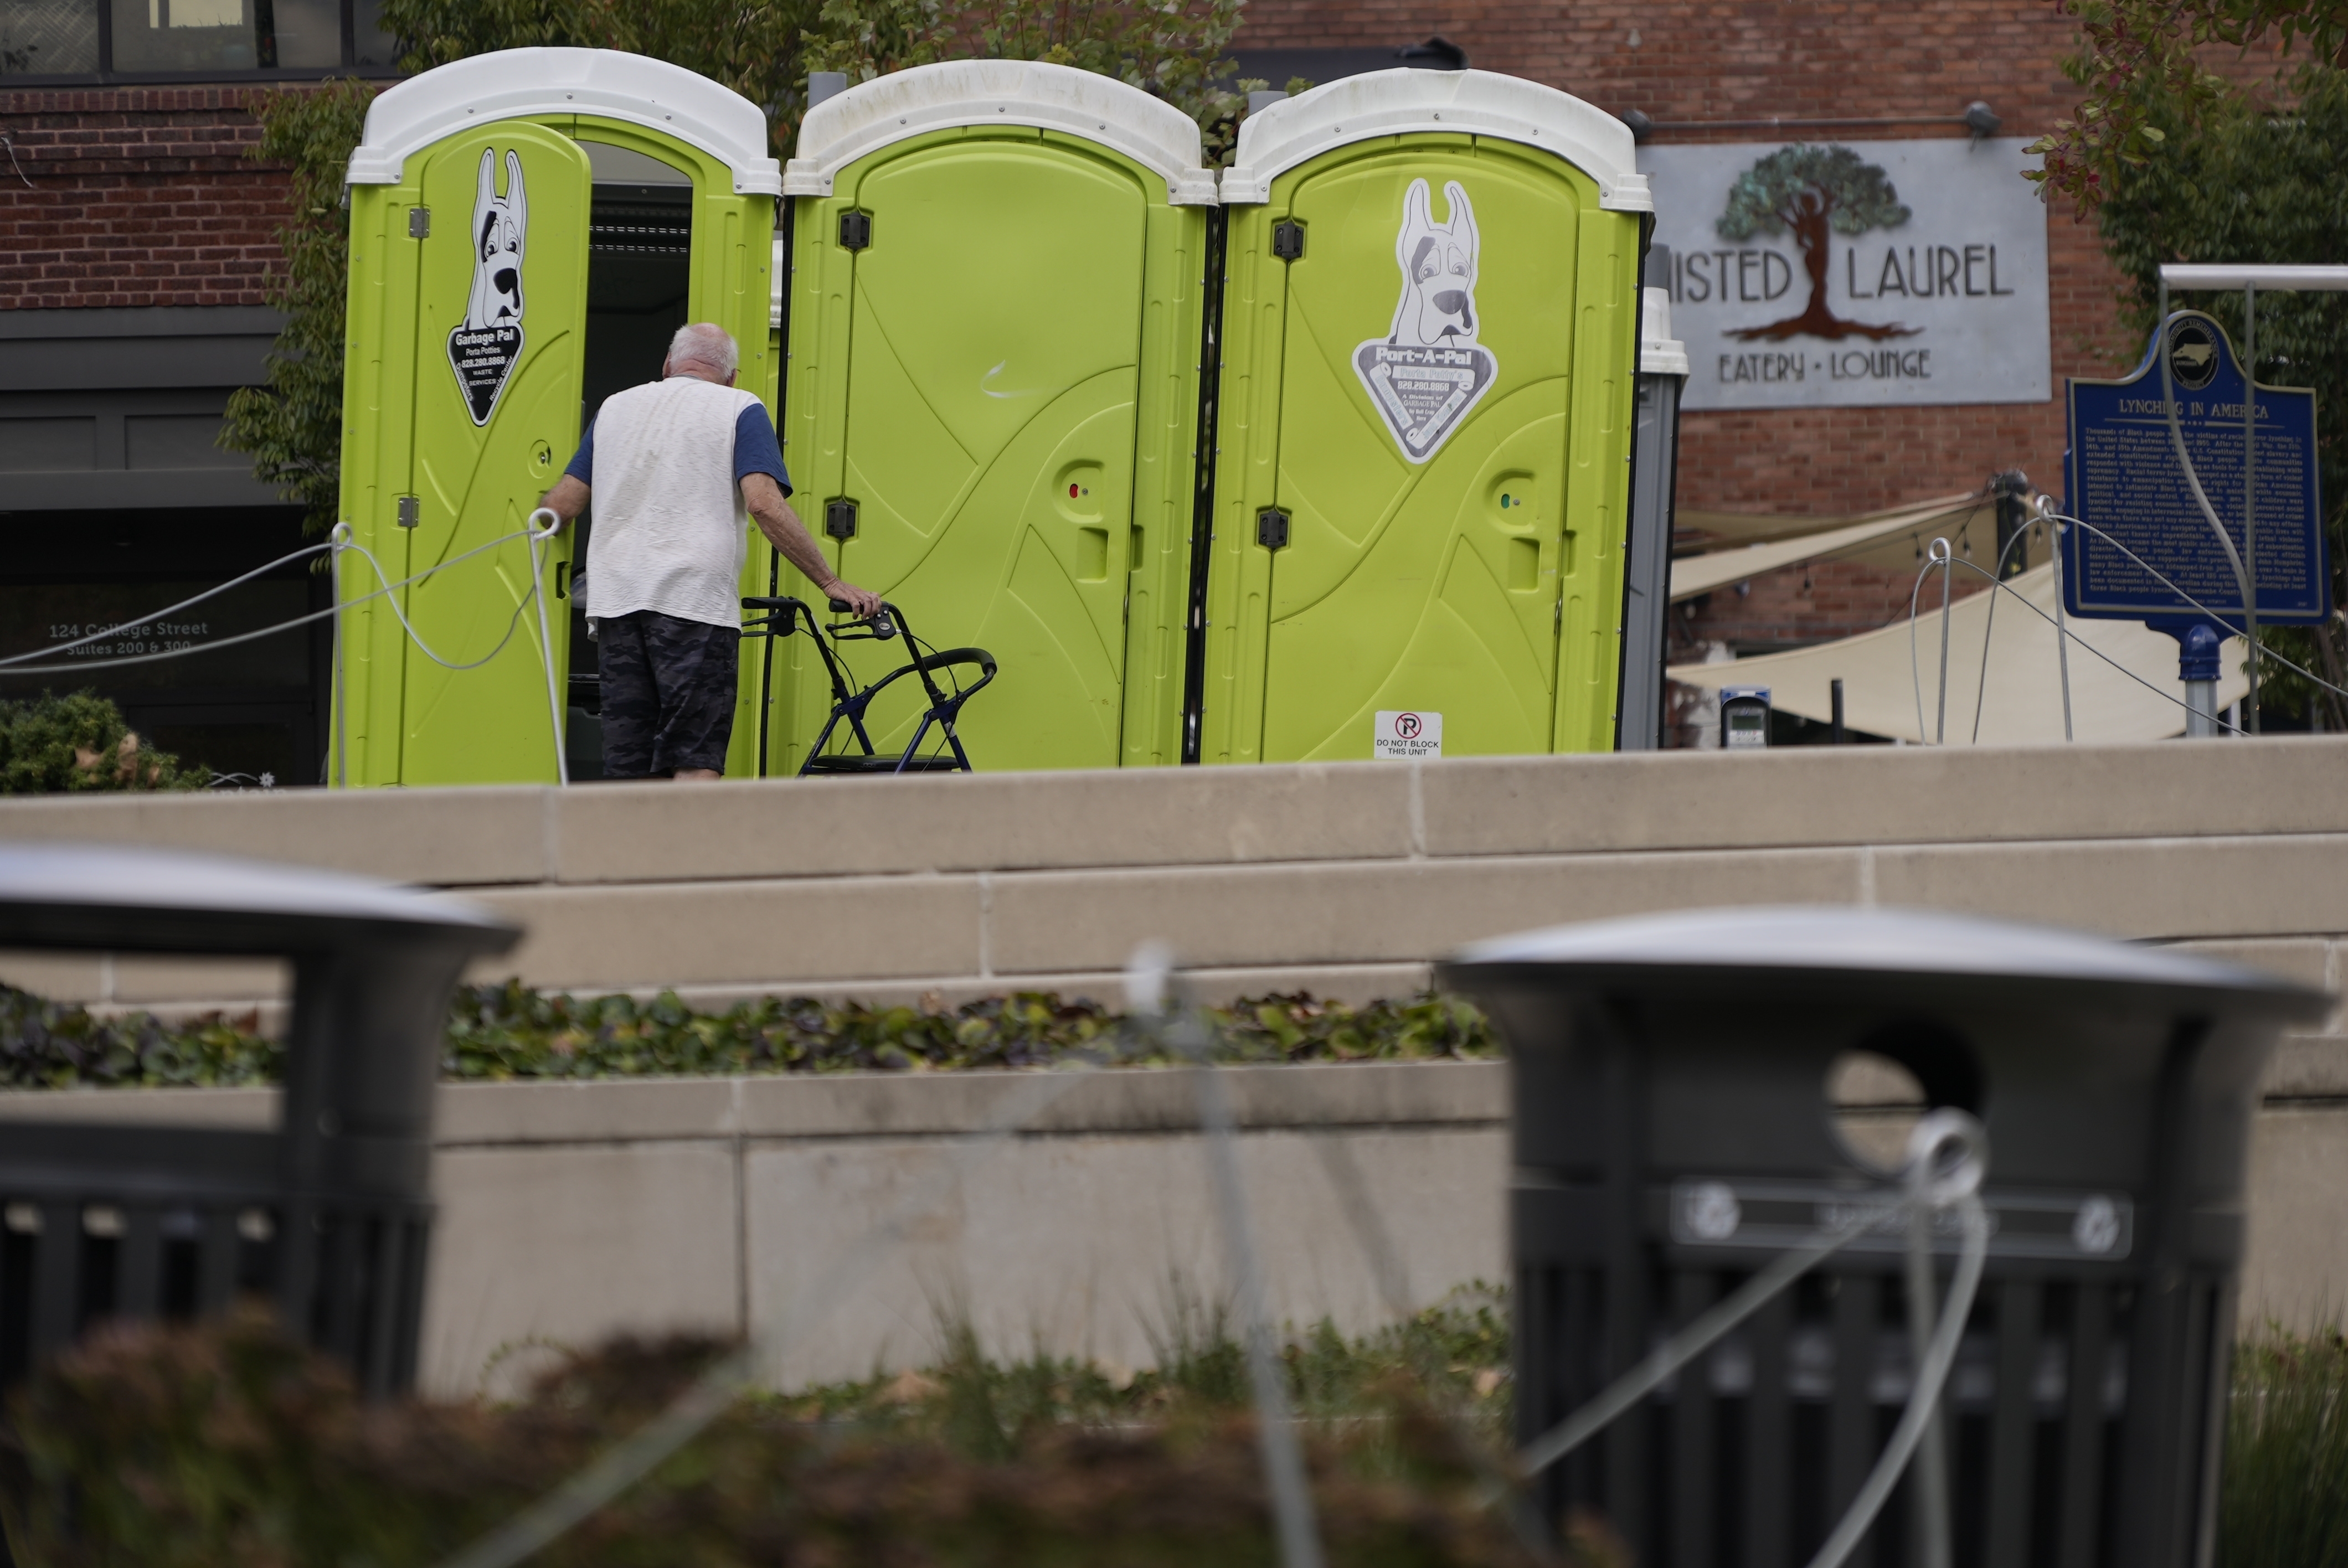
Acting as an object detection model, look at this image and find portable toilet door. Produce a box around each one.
[339,49,782,786]
[1198,71,1651,764]
[777,61,1217,773]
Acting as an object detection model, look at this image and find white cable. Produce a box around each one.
[1908,556,1936,745]
[335,533,539,673]
[2156,282,2261,726]
[0,525,540,677]
[526,508,570,787]
[1938,557,2250,736]
[0,540,330,668]
[1516,1193,1902,1478]
[1515,1110,1990,1568]
[2041,505,2348,702]
[1809,1198,1989,1568]
[331,525,349,790]
[1907,539,2259,742]
[1933,537,1955,744]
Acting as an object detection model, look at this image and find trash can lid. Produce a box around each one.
[1443,904,2332,1018]
[0,842,519,958]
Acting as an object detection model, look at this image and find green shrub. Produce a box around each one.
[0,982,1496,1091]
[0,1306,1538,1567]
[442,983,1497,1081]
[0,989,279,1089]
[2222,1324,2348,1567]
[0,691,203,795]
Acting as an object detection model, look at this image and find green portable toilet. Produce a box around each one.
[338,49,781,786]
[1198,70,1651,764]
[776,61,1216,772]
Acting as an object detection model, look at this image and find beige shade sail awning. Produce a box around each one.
[1670,494,2005,603]
[1675,491,1982,550]
[1667,561,2249,745]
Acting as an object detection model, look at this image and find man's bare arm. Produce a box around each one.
[537,474,590,524]
[740,471,883,616]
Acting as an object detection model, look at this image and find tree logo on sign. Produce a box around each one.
[1716,144,1918,343]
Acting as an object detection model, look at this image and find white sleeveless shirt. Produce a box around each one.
[583,376,762,628]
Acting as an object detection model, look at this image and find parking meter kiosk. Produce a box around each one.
[339,49,782,786]
[1199,71,1651,764]
[777,62,1217,772]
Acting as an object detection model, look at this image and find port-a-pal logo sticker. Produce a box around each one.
[447,148,529,426]
[1374,710,1443,760]
[1354,180,1496,463]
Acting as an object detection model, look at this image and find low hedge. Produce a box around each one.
[0,982,1497,1090]
[1,1307,1558,1568]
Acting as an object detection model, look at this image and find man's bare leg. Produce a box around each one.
[673,768,723,782]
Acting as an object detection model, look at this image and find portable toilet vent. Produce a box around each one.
[1198,70,1652,764]
[338,49,783,786]
[776,61,1218,773]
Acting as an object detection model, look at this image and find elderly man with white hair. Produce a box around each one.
[537,322,879,781]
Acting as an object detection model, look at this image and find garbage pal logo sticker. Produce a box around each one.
[1354,179,1497,465]
[448,147,529,427]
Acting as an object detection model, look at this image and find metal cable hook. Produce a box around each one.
[526,508,570,786]
[1928,537,1955,744]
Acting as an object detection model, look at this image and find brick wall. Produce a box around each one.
[0,89,289,310]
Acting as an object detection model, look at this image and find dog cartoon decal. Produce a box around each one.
[446,147,529,426]
[1353,178,1499,463]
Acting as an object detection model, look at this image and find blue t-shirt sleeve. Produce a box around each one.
[563,416,595,484]
[734,404,791,496]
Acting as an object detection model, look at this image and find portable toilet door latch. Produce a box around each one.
[825,498,859,540]
[1271,220,1305,261]
[838,210,871,251]
[1257,507,1290,550]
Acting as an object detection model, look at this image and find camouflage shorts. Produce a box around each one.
[597,610,738,777]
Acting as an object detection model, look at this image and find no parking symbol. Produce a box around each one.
[1373,710,1443,760]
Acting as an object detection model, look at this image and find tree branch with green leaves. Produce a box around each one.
[2030,0,2348,209]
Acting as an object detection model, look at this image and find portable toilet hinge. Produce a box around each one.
[407,207,430,239]
[1257,508,1290,550]
[838,211,872,251]
[825,499,858,540]
[1271,221,1305,261]
[396,495,420,529]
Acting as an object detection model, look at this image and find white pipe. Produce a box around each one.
[2161,264,2348,291]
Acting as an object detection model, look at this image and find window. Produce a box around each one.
[0,0,398,79]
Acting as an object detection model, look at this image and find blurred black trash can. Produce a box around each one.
[1439,906,2329,1568]
[0,843,516,1395]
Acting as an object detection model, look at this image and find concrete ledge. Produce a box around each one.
[8,741,2348,1011]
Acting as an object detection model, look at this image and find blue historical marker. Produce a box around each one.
[2064,310,2328,628]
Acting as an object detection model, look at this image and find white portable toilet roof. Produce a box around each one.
[785,60,1218,206]
[1222,67,1651,212]
[347,48,783,196]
